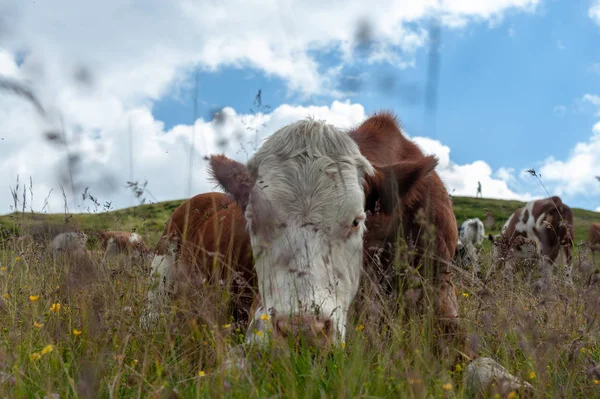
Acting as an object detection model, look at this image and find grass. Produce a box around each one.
[0,195,600,398]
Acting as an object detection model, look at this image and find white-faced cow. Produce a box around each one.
[142,117,440,349]
[489,196,574,284]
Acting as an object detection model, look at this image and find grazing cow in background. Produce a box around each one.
[52,231,88,254]
[489,196,574,284]
[97,230,152,259]
[488,233,540,279]
[455,218,486,275]
[459,218,486,247]
[348,112,462,343]
[141,192,254,329]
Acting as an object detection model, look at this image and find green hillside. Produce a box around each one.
[1,195,599,247]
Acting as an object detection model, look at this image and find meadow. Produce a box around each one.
[1,195,600,398]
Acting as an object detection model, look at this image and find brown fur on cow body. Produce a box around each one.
[348,112,460,330]
[151,192,256,325]
[491,196,575,283]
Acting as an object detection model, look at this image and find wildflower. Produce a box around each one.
[41,345,53,355]
[72,329,82,336]
[340,342,346,349]
[198,370,206,377]
[0,267,6,272]
[50,303,61,313]
[594,379,600,385]
[507,392,517,399]
[528,371,536,380]
[131,359,138,367]
[260,314,269,321]
[3,294,8,299]
[29,295,39,302]
[33,321,44,329]
[15,257,21,261]
[222,323,231,329]
[355,324,365,332]
[442,383,452,391]
[255,330,263,337]
[462,292,469,298]
[455,363,463,372]
[30,352,41,361]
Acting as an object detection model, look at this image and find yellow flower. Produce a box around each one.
[0,267,6,272]
[198,370,206,377]
[15,257,21,261]
[50,303,61,313]
[340,342,346,348]
[131,359,138,367]
[355,324,365,332]
[72,329,82,336]
[455,363,463,372]
[41,344,53,355]
[594,379,600,385]
[3,294,8,299]
[222,323,231,329]
[33,321,44,329]
[29,352,41,361]
[29,295,39,302]
[260,314,269,321]
[442,383,452,391]
[528,371,536,380]
[462,292,469,298]
[507,392,517,399]
[255,330,263,337]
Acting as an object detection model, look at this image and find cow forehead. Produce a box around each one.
[252,157,365,217]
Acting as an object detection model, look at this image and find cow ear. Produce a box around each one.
[377,154,438,194]
[208,155,254,210]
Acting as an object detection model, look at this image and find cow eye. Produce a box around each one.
[352,219,360,228]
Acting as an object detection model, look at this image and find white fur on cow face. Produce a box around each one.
[212,118,375,345]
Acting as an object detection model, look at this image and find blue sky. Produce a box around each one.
[1,0,600,213]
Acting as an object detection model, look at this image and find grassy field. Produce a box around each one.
[0,195,599,398]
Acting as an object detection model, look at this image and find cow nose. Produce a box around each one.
[273,313,333,345]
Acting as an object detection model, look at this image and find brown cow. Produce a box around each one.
[97,230,152,259]
[141,192,254,330]
[489,196,575,284]
[347,112,462,355]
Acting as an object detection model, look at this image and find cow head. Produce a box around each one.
[209,118,435,348]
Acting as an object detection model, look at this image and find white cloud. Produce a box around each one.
[0,53,530,214]
[1,0,541,101]
[537,122,600,208]
[508,28,516,37]
[596,206,600,212]
[0,0,548,213]
[590,1,600,25]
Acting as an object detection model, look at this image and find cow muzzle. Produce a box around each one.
[272,313,334,347]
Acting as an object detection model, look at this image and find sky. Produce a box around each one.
[0,0,599,216]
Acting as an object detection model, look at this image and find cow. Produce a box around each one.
[488,233,540,280]
[97,230,152,259]
[348,112,463,352]
[142,116,439,349]
[141,192,254,330]
[489,196,574,285]
[455,218,486,275]
[52,231,88,254]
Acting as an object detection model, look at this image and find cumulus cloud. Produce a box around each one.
[590,1,600,25]
[0,0,549,213]
[0,49,529,213]
[537,121,600,210]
